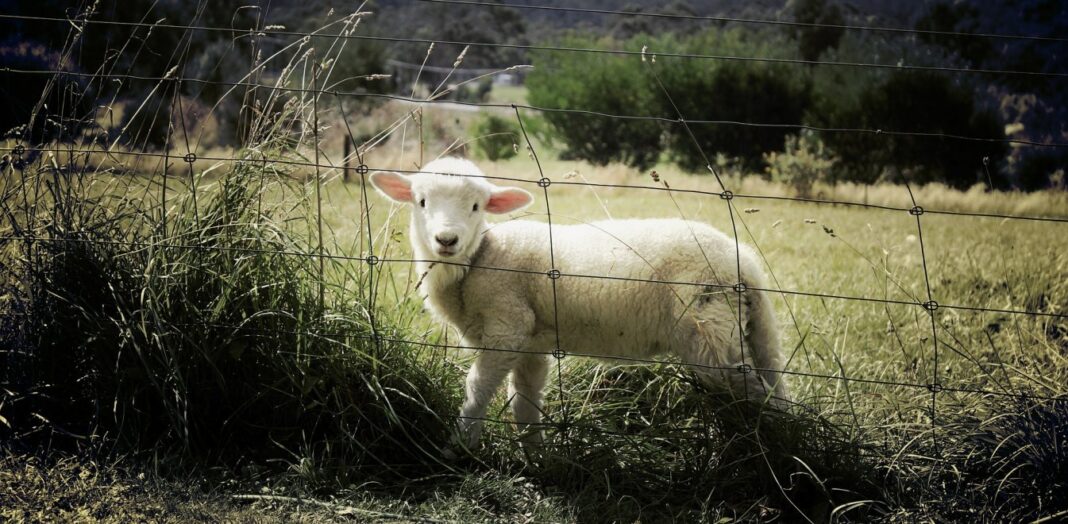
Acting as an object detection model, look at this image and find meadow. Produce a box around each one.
[4,114,1066,521]
[1,5,1066,514]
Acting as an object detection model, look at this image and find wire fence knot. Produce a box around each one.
[733,282,748,293]
[719,190,734,201]
[552,348,566,359]
[365,255,379,266]
[927,383,944,393]
[546,268,561,280]
[537,177,551,188]
[355,164,369,175]
[12,144,26,156]
[736,363,752,375]
[922,300,939,312]
[909,205,924,216]
[183,153,197,164]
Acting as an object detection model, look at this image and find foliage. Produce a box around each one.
[0,35,455,480]
[0,161,454,477]
[792,0,846,61]
[814,68,1007,188]
[471,113,518,161]
[915,2,993,67]
[527,36,663,170]
[0,41,92,143]
[1015,150,1068,191]
[764,130,837,197]
[657,30,811,172]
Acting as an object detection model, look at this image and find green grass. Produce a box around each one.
[4,105,1066,523]
[486,85,529,106]
[305,146,1068,521]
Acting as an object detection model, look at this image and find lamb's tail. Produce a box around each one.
[745,286,790,403]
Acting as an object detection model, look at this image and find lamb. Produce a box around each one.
[369,157,788,451]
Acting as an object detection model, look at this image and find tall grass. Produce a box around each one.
[0,8,456,482]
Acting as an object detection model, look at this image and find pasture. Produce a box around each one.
[2,1,1067,520]
[3,125,1066,521]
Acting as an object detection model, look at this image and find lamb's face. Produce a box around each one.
[369,158,533,261]
[408,175,493,259]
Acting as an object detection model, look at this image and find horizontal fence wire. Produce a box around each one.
[3,234,1065,322]
[111,319,1059,404]
[2,7,1067,469]
[0,311,1046,405]
[6,68,1066,149]
[413,0,1068,44]
[4,145,1068,225]
[1,13,1067,79]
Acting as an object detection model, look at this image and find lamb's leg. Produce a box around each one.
[508,353,549,446]
[456,350,516,450]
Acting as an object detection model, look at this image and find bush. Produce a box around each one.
[818,70,1007,189]
[0,45,455,477]
[0,40,92,142]
[471,113,519,161]
[527,36,663,170]
[655,30,811,172]
[764,131,837,197]
[0,160,454,476]
[1015,150,1068,191]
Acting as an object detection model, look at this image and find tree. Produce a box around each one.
[824,71,1007,189]
[658,56,811,172]
[527,37,663,170]
[792,0,845,61]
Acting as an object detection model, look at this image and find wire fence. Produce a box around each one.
[2,5,1066,459]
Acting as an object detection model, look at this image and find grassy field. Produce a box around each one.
[3,93,1067,521]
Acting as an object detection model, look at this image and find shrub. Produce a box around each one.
[764,130,837,197]
[471,113,519,161]
[792,0,845,61]
[0,159,454,476]
[1015,150,1068,191]
[0,41,92,142]
[0,38,454,478]
[527,36,663,170]
[817,70,1007,188]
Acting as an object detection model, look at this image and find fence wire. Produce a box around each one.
[2,5,1067,467]
[2,12,1066,78]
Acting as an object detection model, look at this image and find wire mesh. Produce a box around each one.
[1,2,1066,477]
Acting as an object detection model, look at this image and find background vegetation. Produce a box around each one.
[2,0,1066,522]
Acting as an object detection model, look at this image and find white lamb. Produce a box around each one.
[370,157,788,450]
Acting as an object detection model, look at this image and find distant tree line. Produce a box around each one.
[1,0,390,149]
[3,0,1064,190]
[524,0,1066,191]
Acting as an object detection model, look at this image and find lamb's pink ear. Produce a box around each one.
[486,187,533,214]
[369,171,413,203]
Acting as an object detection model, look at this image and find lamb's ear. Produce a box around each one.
[486,186,534,214]
[369,171,413,203]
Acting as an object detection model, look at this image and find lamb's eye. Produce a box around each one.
[419,198,426,208]
[472,203,479,212]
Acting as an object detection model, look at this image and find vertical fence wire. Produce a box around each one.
[311,56,326,312]
[332,93,382,358]
[902,182,942,438]
[4,10,1068,471]
[513,105,569,445]
[645,59,757,404]
[174,83,200,229]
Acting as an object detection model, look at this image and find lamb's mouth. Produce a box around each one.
[435,248,457,257]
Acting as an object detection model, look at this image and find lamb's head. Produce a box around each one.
[369,157,533,261]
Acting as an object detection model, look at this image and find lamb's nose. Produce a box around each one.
[435,234,459,247]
